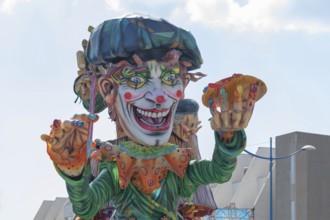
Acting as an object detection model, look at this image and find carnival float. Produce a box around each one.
[41,13,267,220]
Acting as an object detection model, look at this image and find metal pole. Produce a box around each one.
[87,73,97,160]
[290,155,296,220]
[270,137,273,220]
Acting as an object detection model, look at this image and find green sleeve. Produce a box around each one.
[57,162,120,219]
[180,130,246,197]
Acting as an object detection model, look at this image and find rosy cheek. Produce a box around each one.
[124,92,132,100]
[166,89,183,100]
[123,91,145,101]
[176,90,183,99]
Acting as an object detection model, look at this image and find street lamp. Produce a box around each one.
[243,138,316,220]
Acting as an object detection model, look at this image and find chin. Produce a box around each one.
[136,132,172,146]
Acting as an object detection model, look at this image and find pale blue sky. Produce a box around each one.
[0,0,329,219]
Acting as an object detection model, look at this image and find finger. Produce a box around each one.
[41,134,58,145]
[71,113,99,123]
[195,125,202,133]
[72,130,88,151]
[208,99,216,116]
[241,83,258,128]
[51,119,63,138]
[71,114,98,131]
[65,128,83,151]
[74,129,85,147]
[241,109,253,128]
[232,85,243,129]
[62,120,88,146]
[210,111,222,131]
[219,88,230,128]
[62,120,86,131]
[71,120,85,127]
[192,121,202,134]
[61,128,83,155]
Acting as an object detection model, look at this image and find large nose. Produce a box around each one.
[156,95,165,104]
[145,90,167,105]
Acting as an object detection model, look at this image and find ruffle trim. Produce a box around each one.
[92,141,191,194]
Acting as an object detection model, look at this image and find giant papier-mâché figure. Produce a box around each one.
[41,14,267,220]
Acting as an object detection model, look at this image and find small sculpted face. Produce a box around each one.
[173,114,201,142]
[115,60,184,146]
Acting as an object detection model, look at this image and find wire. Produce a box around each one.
[246,141,269,148]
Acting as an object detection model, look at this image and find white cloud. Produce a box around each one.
[131,0,178,7]
[282,19,330,34]
[0,0,30,14]
[105,0,125,13]
[172,0,330,33]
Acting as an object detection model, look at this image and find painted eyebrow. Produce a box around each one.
[160,63,180,71]
[166,66,179,71]
[122,65,149,77]
[131,65,148,72]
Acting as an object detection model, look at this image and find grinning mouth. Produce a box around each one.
[133,106,172,131]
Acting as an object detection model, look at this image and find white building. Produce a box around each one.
[34,197,74,220]
[210,147,275,220]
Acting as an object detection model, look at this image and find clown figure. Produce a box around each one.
[41,14,267,220]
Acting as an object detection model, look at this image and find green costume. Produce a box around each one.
[59,131,246,219]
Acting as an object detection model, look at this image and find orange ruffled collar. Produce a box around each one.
[94,141,192,194]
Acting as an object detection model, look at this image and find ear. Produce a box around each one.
[180,61,192,89]
[183,75,191,89]
[98,76,116,105]
[179,85,186,100]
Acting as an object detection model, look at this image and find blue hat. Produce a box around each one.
[176,99,199,115]
[86,13,203,71]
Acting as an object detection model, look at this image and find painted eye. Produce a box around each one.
[128,76,146,89]
[162,73,177,86]
[123,66,133,74]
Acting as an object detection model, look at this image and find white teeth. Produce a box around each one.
[136,107,170,118]
[165,109,170,116]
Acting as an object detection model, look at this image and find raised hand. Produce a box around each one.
[203,74,267,132]
[41,114,99,176]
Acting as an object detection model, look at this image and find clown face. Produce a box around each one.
[115,60,184,146]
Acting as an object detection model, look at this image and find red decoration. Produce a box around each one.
[124,92,132,100]
[156,95,165,103]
